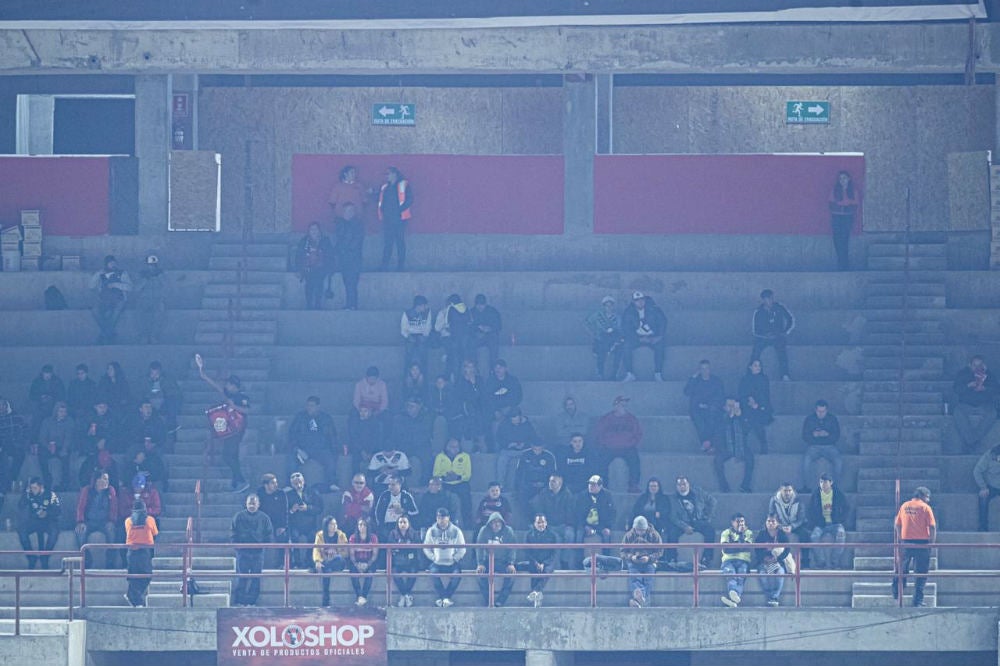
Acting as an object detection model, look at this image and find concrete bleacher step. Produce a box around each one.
[863,369,945,381]
[866,243,947,258]
[146,592,230,608]
[853,556,938,571]
[862,392,942,405]
[194,332,277,346]
[864,281,946,296]
[863,333,947,346]
[865,320,944,335]
[196,320,280,334]
[851,582,937,608]
[857,467,940,481]
[201,297,283,310]
[856,479,941,494]
[208,256,287,271]
[204,283,284,298]
[153,556,236,571]
[212,243,288,258]
[864,296,945,309]
[867,256,947,271]
[862,404,941,416]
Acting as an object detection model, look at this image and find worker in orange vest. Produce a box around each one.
[892,486,936,607]
[377,166,413,271]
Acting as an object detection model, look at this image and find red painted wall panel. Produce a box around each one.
[292,154,564,234]
[594,154,864,234]
[0,156,110,236]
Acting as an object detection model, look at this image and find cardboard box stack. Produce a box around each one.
[1,223,21,272]
[20,210,41,271]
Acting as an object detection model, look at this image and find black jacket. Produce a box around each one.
[256,487,290,532]
[231,509,273,548]
[684,375,725,413]
[575,489,616,531]
[954,366,1000,408]
[801,412,841,448]
[621,298,667,344]
[333,217,364,271]
[286,485,323,533]
[752,303,795,339]
[806,487,850,527]
[667,487,716,530]
[470,305,502,335]
[631,491,671,534]
[288,409,337,455]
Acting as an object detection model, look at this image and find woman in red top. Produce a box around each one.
[348,518,378,607]
[829,171,859,271]
[124,500,158,607]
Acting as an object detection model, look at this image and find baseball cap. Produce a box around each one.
[632,291,645,300]
[588,475,603,485]
[436,508,450,517]
[146,254,159,264]
[601,295,615,305]
[613,395,630,405]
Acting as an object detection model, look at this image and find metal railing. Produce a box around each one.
[193,481,203,544]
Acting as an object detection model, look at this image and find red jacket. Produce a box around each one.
[595,411,643,452]
[76,485,118,523]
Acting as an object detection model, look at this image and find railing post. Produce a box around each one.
[80,548,87,608]
[692,546,700,608]
[487,549,495,608]
[384,546,393,608]
[283,545,291,608]
[68,561,74,621]
[589,548,597,608]
[794,549,802,608]
[14,575,20,636]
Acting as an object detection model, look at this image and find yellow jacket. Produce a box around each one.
[433,451,472,484]
[313,528,348,566]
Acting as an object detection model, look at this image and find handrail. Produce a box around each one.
[194,480,203,544]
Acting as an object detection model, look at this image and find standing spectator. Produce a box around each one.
[17,477,61,569]
[575,475,616,565]
[594,396,643,493]
[347,518,379,606]
[341,473,375,525]
[67,364,98,421]
[484,359,523,436]
[377,166,412,271]
[231,494,273,607]
[388,515,422,607]
[475,482,514,528]
[750,289,794,381]
[975,445,1000,531]
[333,202,364,310]
[455,361,488,450]
[621,515,663,608]
[196,355,250,493]
[738,360,773,453]
[753,514,792,607]
[434,295,471,381]
[432,438,473,526]
[288,396,340,492]
[134,254,168,343]
[296,222,334,310]
[98,362,132,431]
[287,472,323,569]
[631,477,671,539]
[768,483,811,567]
[89,254,132,344]
[530,474,576,568]
[475,511,517,607]
[516,440,558,519]
[665,476,716,569]
[713,397,754,493]
[145,361,182,446]
[952,355,1000,453]
[256,473,290,568]
[76,470,118,569]
[892,487,937,607]
[423,508,466,607]
[123,499,158,607]
[800,400,842,490]
[553,396,590,445]
[719,513,754,608]
[416,477,461,531]
[390,397,434,483]
[621,291,667,383]
[807,473,849,569]
[494,408,537,493]
[518,513,557,608]
[328,165,366,220]
[0,399,30,494]
[469,294,503,369]
[38,402,75,491]
[313,515,348,607]
[684,360,725,454]
[28,364,65,440]
[558,432,598,495]
[829,170,859,271]
[401,295,433,373]
[585,295,624,380]
[373,476,419,540]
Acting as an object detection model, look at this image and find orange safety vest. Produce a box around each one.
[378,180,411,221]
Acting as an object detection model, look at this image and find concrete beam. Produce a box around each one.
[0,22,992,75]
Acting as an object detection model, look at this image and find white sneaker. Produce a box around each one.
[654,372,664,382]
[435,598,444,607]
[533,591,543,608]
[782,375,791,382]
[728,589,741,605]
[356,596,367,607]
[631,588,645,608]
[526,591,538,603]
[721,595,737,608]
[441,598,454,608]
[767,599,779,607]
[622,372,637,383]
[397,596,407,607]
[405,594,413,607]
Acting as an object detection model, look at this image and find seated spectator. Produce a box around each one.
[67,364,98,422]
[953,355,1000,453]
[434,294,471,382]
[484,360,523,445]
[416,477,461,531]
[347,518,379,607]
[423,508,466,607]
[17,477,61,569]
[800,400,842,490]
[713,397,754,493]
[753,514,792,607]
[719,513,754,608]
[341,474,374,525]
[469,294,503,369]
[388,515,422,607]
[127,444,169,492]
[144,361,182,448]
[427,374,463,441]
[518,513,557,607]
[79,449,120,495]
[350,366,389,432]
[621,515,663,608]
[368,447,412,492]
[454,361,488,450]
[288,396,340,493]
[553,396,590,445]
[665,476,716,569]
[594,395,643,493]
[558,432,599,495]
[807,473,849,569]
[516,440,558,520]
[0,398,30,494]
[530,474,576,568]
[373,476,419,540]
[974,445,1000,531]
[390,397,434,483]
[768,482,810,567]
[684,360,725,453]
[495,408,538,493]
[29,364,65,440]
[287,472,323,569]
[38,402,75,491]
[126,400,168,453]
[584,295,624,381]
[256,473,290,568]
[77,399,118,462]
[738,360,773,453]
[347,406,384,477]
[475,511,517,607]
[432,438,472,526]
[476,481,514,528]
[575,475,616,566]
[750,288,794,382]
[76,470,118,569]
[295,221,334,310]
[401,295,433,374]
[402,363,430,406]
[313,515,348,607]
[97,362,131,432]
[622,291,667,383]
[631,477,671,540]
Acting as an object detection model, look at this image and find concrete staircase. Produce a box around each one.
[146,555,233,608]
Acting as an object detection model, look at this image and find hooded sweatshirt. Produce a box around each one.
[422,521,467,566]
[768,489,806,531]
[475,512,516,568]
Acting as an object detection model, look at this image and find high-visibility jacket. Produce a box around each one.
[378,180,412,221]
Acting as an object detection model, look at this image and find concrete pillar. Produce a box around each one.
[525,650,574,666]
[595,74,613,155]
[15,94,54,155]
[562,75,596,236]
[135,75,171,234]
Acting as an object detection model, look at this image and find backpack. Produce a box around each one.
[44,285,67,310]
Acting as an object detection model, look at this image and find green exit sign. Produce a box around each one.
[786,101,830,124]
[372,103,416,126]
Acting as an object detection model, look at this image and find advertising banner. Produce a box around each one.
[217,608,387,666]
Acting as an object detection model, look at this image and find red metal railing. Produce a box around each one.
[0,550,78,636]
[193,480,203,544]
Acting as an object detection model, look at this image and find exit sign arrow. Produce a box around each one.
[786,100,830,124]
